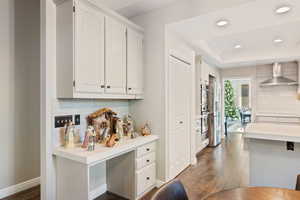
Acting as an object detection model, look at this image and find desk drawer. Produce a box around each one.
[137,142,156,158]
[136,163,156,196]
[136,152,155,170]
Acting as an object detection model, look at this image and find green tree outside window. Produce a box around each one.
[224,80,238,119]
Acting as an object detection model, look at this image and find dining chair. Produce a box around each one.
[296,174,300,191]
[151,179,189,200]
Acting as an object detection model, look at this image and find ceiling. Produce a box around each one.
[168,0,300,68]
[96,0,181,18]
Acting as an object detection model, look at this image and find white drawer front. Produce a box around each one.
[136,152,156,170]
[136,163,156,196]
[137,142,156,158]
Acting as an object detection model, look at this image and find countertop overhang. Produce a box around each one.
[53,135,159,165]
[244,123,300,143]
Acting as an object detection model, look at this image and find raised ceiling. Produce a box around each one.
[96,0,181,18]
[168,0,300,68]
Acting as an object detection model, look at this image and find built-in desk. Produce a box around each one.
[53,135,159,200]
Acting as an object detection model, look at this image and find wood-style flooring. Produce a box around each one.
[5,134,248,200]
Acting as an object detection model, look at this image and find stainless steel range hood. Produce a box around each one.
[260,63,298,87]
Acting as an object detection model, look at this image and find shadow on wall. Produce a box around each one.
[0,0,40,189]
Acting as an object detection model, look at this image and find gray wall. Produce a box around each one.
[0,0,40,189]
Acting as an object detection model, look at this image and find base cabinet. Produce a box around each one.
[56,0,144,99]
[55,137,158,200]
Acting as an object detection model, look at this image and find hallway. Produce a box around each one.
[178,134,249,199]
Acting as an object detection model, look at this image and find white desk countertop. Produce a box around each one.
[244,123,300,143]
[53,135,159,165]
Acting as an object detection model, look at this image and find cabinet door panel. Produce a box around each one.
[127,29,144,95]
[105,17,127,94]
[75,2,105,93]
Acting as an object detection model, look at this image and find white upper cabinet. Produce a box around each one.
[75,1,105,94]
[127,28,144,95]
[105,17,127,94]
[56,0,144,99]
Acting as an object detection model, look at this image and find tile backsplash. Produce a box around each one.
[52,99,129,147]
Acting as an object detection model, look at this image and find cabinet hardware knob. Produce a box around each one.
[128,88,132,90]
[146,159,150,162]
[107,86,111,89]
[146,148,150,151]
[100,85,105,88]
[146,177,150,180]
[179,121,183,124]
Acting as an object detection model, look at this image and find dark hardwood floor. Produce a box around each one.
[5,134,248,200]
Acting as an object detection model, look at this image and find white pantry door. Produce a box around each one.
[168,56,191,180]
[105,17,127,94]
[74,1,105,93]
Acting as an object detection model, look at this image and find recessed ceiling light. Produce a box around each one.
[216,19,229,27]
[234,44,242,49]
[274,38,283,43]
[275,5,292,14]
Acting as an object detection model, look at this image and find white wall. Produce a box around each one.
[128,0,249,182]
[221,62,300,123]
[0,0,40,191]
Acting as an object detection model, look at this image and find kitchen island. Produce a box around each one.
[244,123,300,189]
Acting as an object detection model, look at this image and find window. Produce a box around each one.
[241,84,249,108]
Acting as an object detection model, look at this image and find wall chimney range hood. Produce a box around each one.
[260,63,298,87]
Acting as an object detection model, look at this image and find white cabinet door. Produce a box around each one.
[127,28,144,95]
[74,1,105,93]
[105,17,127,94]
[168,56,191,180]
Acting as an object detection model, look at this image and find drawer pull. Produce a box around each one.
[146,177,150,180]
[146,148,150,152]
[146,159,150,162]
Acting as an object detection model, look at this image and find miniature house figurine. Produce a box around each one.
[86,108,121,147]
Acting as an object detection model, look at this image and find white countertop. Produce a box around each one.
[244,123,300,143]
[53,135,159,165]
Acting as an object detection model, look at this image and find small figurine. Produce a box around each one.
[131,132,140,139]
[141,123,151,136]
[116,119,124,140]
[87,134,96,151]
[124,115,134,137]
[106,134,118,147]
[82,126,96,150]
[64,122,76,148]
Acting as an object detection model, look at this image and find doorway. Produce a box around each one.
[223,79,251,135]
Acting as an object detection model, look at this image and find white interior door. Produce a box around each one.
[75,1,105,93]
[127,28,144,95]
[168,56,191,180]
[105,17,127,94]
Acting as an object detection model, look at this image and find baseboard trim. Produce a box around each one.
[0,177,40,199]
[156,180,165,188]
[89,184,107,200]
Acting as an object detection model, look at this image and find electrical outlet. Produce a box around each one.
[54,115,73,128]
[287,142,294,151]
[75,114,80,125]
